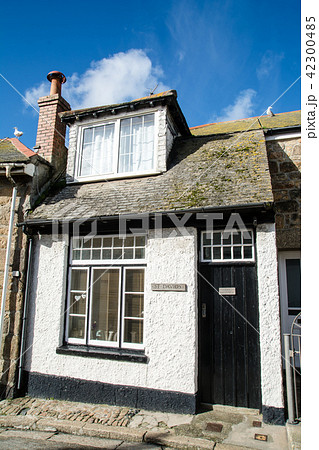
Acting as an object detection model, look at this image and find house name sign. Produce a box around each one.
[151,283,187,292]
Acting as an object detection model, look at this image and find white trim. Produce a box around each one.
[66,267,89,345]
[121,266,145,351]
[265,132,301,141]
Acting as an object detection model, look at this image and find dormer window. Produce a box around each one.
[77,113,155,179]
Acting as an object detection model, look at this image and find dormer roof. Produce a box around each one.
[60,90,191,137]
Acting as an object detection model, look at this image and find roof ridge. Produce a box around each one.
[190,110,301,130]
[7,138,35,158]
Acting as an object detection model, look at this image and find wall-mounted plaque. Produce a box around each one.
[218,287,236,296]
[151,283,187,292]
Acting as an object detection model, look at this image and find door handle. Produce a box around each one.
[202,303,207,318]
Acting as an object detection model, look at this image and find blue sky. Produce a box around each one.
[0,0,301,149]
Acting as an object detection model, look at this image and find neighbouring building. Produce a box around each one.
[0,138,52,397]
[10,71,300,425]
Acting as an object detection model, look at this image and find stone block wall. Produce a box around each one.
[266,137,301,249]
[0,181,30,398]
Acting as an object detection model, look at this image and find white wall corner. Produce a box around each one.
[256,223,284,409]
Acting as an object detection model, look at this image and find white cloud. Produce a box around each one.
[24,82,47,108]
[256,51,284,79]
[215,89,257,122]
[25,49,169,110]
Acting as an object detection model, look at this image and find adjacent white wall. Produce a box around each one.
[25,228,198,395]
[256,223,284,409]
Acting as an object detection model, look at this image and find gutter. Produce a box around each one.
[17,235,33,391]
[18,201,274,228]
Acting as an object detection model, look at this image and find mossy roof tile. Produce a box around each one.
[28,129,273,222]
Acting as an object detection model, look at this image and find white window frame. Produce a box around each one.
[121,267,145,350]
[70,235,146,265]
[74,110,160,182]
[66,267,89,346]
[87,267,122,349]
[201,229,255,263]
[278,250,301,334]
[66,235,146,350]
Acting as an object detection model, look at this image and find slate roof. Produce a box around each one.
[191,110,301,136]
[27,128,273,222]
[0,138,35,163]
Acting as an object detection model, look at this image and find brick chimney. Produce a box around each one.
[35,71,71,175]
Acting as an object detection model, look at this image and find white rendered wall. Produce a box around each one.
[256,223,284,409]
[25,229,198,395]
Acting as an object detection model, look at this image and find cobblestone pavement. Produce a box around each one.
[0,397,138,427]
[0,398,294,449]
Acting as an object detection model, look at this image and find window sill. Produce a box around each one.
[56,344,148,363]
[67,170,163,184]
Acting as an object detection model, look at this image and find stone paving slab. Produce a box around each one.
[0,397,295,449]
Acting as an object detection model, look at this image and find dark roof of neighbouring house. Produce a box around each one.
[60,90,191,137]
[191,110,301,136]
[0,138,35,163]
[26,127,273,222]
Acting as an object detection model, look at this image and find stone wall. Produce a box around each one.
[266,137,301,249]
[0,180,30,397]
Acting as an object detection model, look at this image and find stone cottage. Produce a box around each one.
[16,72,300,425]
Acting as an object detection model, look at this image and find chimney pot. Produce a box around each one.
[47,71,66,96]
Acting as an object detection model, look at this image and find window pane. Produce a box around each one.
[233,246,242,259]
[72,250,81,260]
[71,269,87,291]
[69,293,87,315]
[213,247,221,259]
[223,247,231,259]
[119,115,154,173]
[102,249,112,259]
[93,238,102,248]
[203,247,211,260]
[90,269,120,342]
[124,248,134,259]
[233,232,241,245]
[113,237,123,247]
[126,269,144,292]
[124,319,143,344]
[135,247,145,259]
[203,233,211,245]
[113,248,123,259]
[286,259,301,309]
[103,237,112,247]
[69,316,85,339]
[213,232,221,245]
[124,236,134,247]
[125,294,144,318]
[135,236,146,246]
[222,233,231,245]
[79,124,114,177]
[243,231,253,244]
[243,246,252,259]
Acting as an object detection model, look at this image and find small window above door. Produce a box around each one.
[201,229,255,263]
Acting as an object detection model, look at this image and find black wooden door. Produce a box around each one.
[199,264,261,409]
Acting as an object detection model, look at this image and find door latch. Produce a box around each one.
[202,303,207,318]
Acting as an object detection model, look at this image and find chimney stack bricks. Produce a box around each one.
[36,71,71,175]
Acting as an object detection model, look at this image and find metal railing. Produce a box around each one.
[284,312,301,423]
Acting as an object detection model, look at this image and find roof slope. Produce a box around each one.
[28,129,273,222]
[0,138,35,163]
[191,110,301,136]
